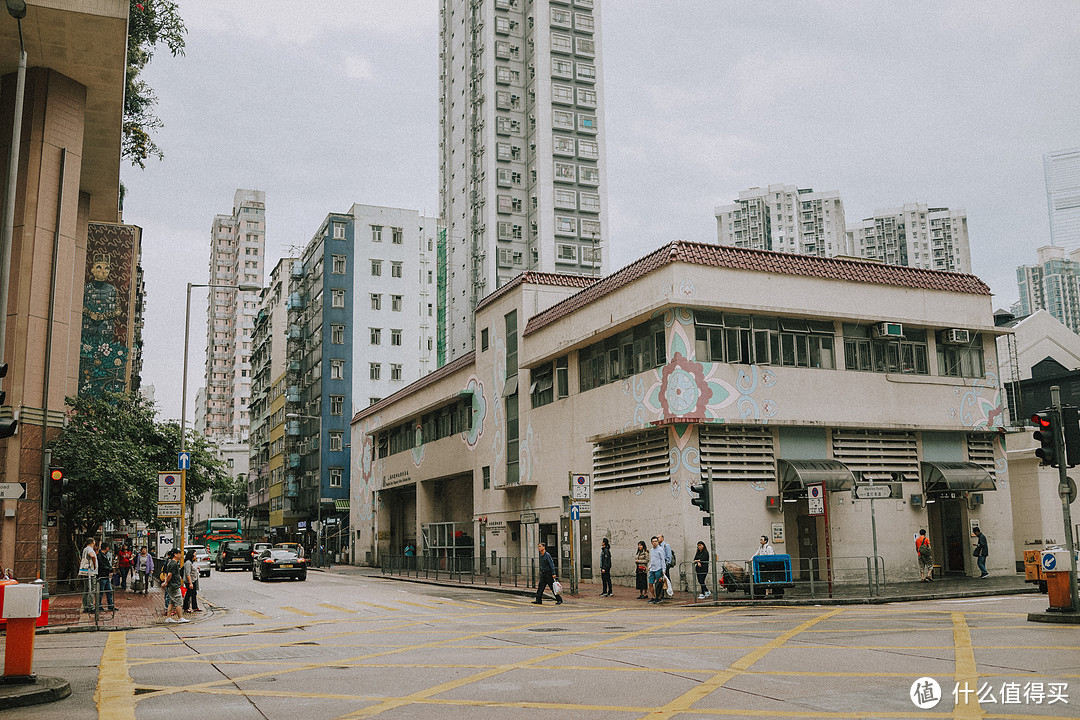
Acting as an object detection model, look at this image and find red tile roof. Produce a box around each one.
[475,271,598,312]
[352,351,476,423]
[524,240,991,336]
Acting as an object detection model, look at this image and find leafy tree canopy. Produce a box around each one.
[49,392,229,542]
[123,0,186,168]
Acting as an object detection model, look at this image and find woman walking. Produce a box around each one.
[137,546,154,594]
[634,540,649,599]
[694,541,711,600]
[182,548,202,612]
[117,544,134,590]
[599,538,613,596]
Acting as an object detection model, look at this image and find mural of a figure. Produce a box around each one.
[79,251,128,395]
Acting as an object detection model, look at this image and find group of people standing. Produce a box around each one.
[79,538,157,612]
[156,547,202,623]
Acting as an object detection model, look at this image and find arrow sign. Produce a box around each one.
[177,452,191,470]
[0,482,26,500]
[1042,553,1058,571]
[570,504,580,521]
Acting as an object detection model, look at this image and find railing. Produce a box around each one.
[711,555,887,601]
[382,555,543,588]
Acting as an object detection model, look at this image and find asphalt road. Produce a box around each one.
[6,567,1079,720]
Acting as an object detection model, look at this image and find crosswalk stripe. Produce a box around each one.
[356,601,401,612]
[458,599,517,608]
[318,603,357,613]
[240,609,270,619]
[282,606,317,616]
[396,601,440,610]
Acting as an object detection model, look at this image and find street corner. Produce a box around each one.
[0,675,72,710]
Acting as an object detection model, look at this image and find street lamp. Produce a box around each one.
[286,412,323,565]
[179,281,260,551]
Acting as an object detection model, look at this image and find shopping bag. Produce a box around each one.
[552,580,563,595]
[131,577,143,593]
[665,573,674,596]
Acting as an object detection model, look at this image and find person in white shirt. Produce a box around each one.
[755,535,775,556]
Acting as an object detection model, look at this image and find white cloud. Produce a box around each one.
[341,52,374,80]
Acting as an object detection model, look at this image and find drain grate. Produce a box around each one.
[133,688,155,695]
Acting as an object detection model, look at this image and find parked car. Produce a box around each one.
[273,542,300,552]
[216,540,253,572]
[253,549,307,581]
[253,542,273,554]
[184,545,212,577]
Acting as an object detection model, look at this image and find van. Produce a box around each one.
[216,540,253,571]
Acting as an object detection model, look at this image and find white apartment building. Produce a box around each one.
[439,0,609,362]
[203,189,266,442]
[715,184,848,257]
[1045,146,1080,253]
[847,203,971,273]
[1015,245,1080,335]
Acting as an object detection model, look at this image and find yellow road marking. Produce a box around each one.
[281,606,317,616]
[356,601,402,612]
[396,600,441,609]
[319,603,358,613]
[95,631,136,720]
[644,607,846,720]
[455,598,515,607]
[952,611,982,719]
[240,609,270,619]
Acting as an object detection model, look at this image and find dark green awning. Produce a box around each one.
[921,462,996,494]
[778,459,856,493]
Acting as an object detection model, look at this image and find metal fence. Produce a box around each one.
[708,555,887,601]
[381,555,547,588]
[28,574,126,630]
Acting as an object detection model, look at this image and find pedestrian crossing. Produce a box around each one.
[225,594,535,622]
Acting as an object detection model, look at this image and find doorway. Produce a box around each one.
[937,499,967,575]
[795,513,820,581]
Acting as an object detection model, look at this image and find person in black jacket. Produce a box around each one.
[599,538,613,596]
[693,541,711,600]
[532,542,563,605]
[97,542,117,611]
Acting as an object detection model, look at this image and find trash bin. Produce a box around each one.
[751,554,794,598]
[1041,550,1074,612]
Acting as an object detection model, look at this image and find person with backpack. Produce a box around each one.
[97,542,117,611]
[916,529,933,582]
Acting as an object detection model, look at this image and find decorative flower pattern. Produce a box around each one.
[660,353,710,420]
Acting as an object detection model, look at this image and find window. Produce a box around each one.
[391,227,403,244]
[391,328,402,346]
[553,135,576,156]
[556,243,578,263]
[575,37,595,56]
[370,363,381,380]
[579,166,599,186]
[330,395,344,415]
[556,356,569,398]
[553,109,574,130]
[695,312,836,369]
[333,223,345,239]
[482,466,491,489]
[371,225,383,242]
[581,219,601,239]
[495,66,519,84]
[579,319,667,392]
[494,40,517,59]
[391,261,402,278]
[578,139,599,159]
[369,397,381,406]
[391,364,402,381]
[576,87,597,107]
[578,114,597,133]
[552,58,573,79]
[481,327,489,351]
[843,324,927,375]
[576,62,596,82]
[496,142,514,161]
[554,161,576,182]
[555,215,577,235]
[331,325,344,344]
[331,289,345,308]
[505,310,518,379]
[580,192,600,212]
[531,362,555,407]
[371,260,382,276]
[506,392,519,485]
[332,255,346,274]
[551,7,571,27]
[937,334,984,378]
[554,188,577,209]
[497,168,520,187]
[329,468,342,488]
[329,432,343,452]
[330,359,344,380]
[370,293,381,310]
[496,116,521,135]
[391,294,402,311]
[574,12,594,32]
[495,90,517,110]
[552,83,574,105]
[551,32,572,53]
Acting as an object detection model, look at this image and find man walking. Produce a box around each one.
[162,548,189,623]
[972,527,989,578]
[532,542,563,605]
[97,542,117,611]
[648,536,666,604]
[915,529,933,582]
[80,537,98,613]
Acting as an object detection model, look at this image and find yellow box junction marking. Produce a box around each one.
[95,631,136,720]
[282,606,318,616]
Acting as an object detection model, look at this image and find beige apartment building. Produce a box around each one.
[352,241,1011,584]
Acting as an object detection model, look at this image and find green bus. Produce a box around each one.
[191,517,242,554]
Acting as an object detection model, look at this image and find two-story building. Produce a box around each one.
[351,241,1011,583]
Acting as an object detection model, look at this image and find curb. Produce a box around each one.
[1027,610,1080,624]
[0,675,71,709]
[33,600,221,634]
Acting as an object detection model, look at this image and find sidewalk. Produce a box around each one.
[36,581,215,634]
[315,563,1041,606]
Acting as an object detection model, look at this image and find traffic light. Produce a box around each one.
[0,361,7,405]
[0,362,13,437]
[689,479,711,526]
[48,467,64,512]
[1032,410,1059,467]
[1063,406,1080,468]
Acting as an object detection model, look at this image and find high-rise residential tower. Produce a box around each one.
[1045,147,1080,253]
[439,0,608,362]
[847,203,971,273]
[203,189,266,443]
[715,184,848,257]
[1016,245,1080,335]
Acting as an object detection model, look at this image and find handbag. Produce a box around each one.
[552,580,563,595]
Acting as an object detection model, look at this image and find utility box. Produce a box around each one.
[1,584,42,619]
[1041,550,1074,612]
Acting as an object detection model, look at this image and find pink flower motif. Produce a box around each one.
[659,352,709,420]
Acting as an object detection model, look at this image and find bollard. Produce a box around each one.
[2,583,43,681]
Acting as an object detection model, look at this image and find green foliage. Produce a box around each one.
[49,392,229,541]
[212,475,250,519]
[123,0,186,168]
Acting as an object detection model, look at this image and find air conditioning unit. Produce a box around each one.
[941,328,971,344]
[871,322,904,339]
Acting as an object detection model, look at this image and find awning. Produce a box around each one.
[334,500,350,512]
[778,459,856,494]
[921,462,996,494]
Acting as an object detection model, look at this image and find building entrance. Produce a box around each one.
[934,498,967,575]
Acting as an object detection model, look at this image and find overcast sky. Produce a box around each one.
[120,1,1080,423]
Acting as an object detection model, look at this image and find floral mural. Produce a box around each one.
[947,358,1005,430]
[461,376,487,448]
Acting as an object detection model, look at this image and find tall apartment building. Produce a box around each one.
[439,0,608,362]
[203,189,266,443]
[1045,147,1080,253]
[1016,245,1080,334]
[715,184,848,257]
[249,257,300,536]
[847,203,971,273]
[284,205,437,542]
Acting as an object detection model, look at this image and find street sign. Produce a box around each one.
[808,483,825,516]
[177,452,191,470]
[519,512,537,524]
[575,500,591,514]
[570,504,580,521]
[0,482,26,500]
[158,485,180,503]
[570,473,591,500]
[854,484,892,500]
[157,503,181,518]
[1061,476,1078,505]
[159,472,179,488]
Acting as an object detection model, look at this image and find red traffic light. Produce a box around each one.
[1031,413,1052,429]
[49,468,63,481]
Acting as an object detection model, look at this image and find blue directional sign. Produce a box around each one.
[570,505,580,521]
[1042,553,1058,571]
[178,452,191,470]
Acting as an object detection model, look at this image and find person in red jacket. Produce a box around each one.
[117,543,135,590]
[915,529,933,582]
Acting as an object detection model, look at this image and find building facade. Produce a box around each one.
[202,189,266,443]
[1015,245,1080,335]
[847,203,971,273]
[1044,146,1080,253]
[353,241,1013,583]
[715,184,848,257]
[439,0,609,363]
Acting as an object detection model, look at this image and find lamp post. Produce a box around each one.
[180,282,259,553]
[286,412,323,566]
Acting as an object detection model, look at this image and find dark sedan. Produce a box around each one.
[253,549,307,581]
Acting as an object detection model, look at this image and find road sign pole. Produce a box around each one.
[870,495,878,597]
[180,468,186,553]
[1051,386,1079,612]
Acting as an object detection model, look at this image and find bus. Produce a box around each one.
[191,518,242,554]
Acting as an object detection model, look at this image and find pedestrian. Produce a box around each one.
[531,542,563,605]
[79,537,98,613]
[298,544,305,559]
[694,541,711,600]
[634,540,649,599]
[117,543,134,590]
[2,568,13,580]
[972,527,989,578]
[647,536,666,604]
[162,548,188,623]
[137,546,154,594]
[658,533,674,572]
[182,548,202,612]
[915,529,933,582]
[755,535,774,556]
[97,542,117,611]
[599,538,612,597]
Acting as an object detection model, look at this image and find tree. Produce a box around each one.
[212,475,250,519]
[123,0,186,168]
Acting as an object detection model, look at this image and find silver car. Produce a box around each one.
[184,545,212,577]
